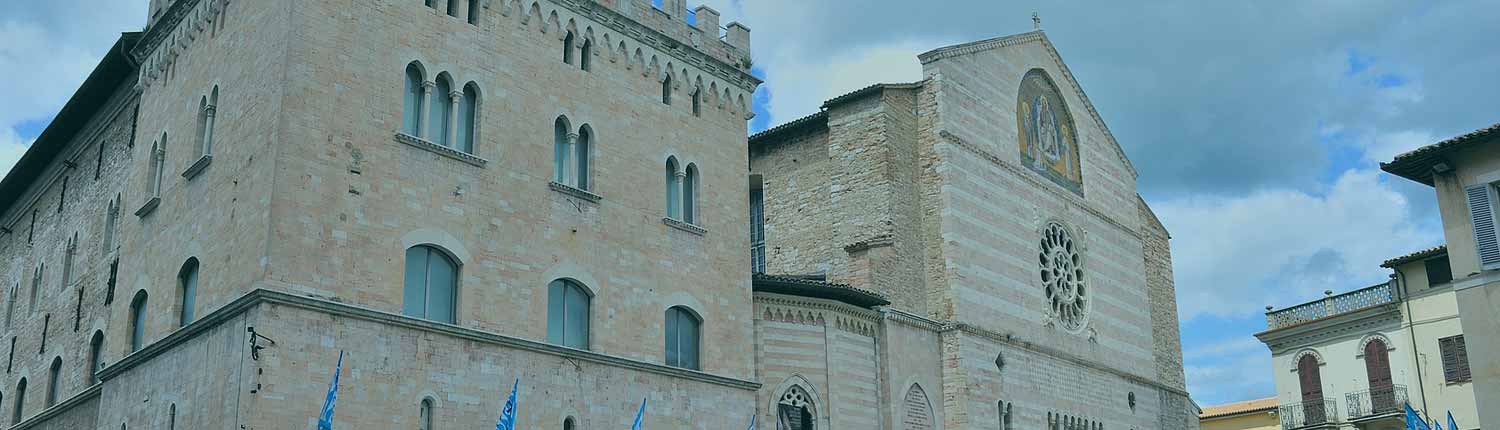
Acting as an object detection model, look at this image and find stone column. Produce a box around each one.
[674,170,687,219]
[418,81,436,140]
[447,90,463,148]
[200,105,216,156]
[565,132,581,186]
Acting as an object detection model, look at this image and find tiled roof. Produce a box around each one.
[1380,245,1447,268]
[1382,123,1500,186]
[1199,397,1277,419]
[752,274,891,308]
[747,111,826,145]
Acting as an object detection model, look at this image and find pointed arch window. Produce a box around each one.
[402,63,425,136]
[553,117,571,184]
[196,87,219,158]
[129,291,148,352]
[150,133,167,197]
[167,404,176,430]
[664,306,700,370]
[87,331,104,385]
[428,76,454,148]
[403,245,458,324]
[62,234,77,287]
[563,32,576,65]
[575,125,592,191]
[546,279,591,350]
[4,284,16,330]
[579,38,592,71]
[45,357,60,407]
[28,265,42,316]
[178,258,199,327]
[691,88,702,117]
[103,196,120,254]
[661,74,673,105]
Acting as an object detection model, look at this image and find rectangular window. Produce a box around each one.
[1425,256,1452,286]
[1440,335,1472,383]
[750,186,766,274]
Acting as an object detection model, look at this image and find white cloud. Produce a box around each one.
[0,128,31,178]
[1155,168,1441,321]
[1186,352,1275,404]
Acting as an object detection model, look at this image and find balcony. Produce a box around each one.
[1346,385,1408,422]
[1279,398,1338,429]
[1266,283,1397,330]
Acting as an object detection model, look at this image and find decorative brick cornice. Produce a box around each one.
[939,130,1142,240]
[552,0,759,92]
[98,288,760,391]
[132,0,231,88]
[754,294,879,337]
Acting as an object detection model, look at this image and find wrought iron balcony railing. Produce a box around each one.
[1266,283,1397,330]
[1279,398,1338,429]
[1346,385,1408,420]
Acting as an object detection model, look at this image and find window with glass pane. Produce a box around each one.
[665,306,701,370]
[429,78,453,147]
[403,246,458,324]
[546,280,591,349]
[403,64,424,135]
[750,187,766,274]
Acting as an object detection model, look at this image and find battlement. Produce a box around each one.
[582,0,752,73]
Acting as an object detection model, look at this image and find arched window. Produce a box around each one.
[664,306,700,370]
[998,401,1012,430]
[562,32,576,65]
[546,279,590,350]
[129,291,148,352]
[168,404,176,430]
[1364,338,1395,413]
[62,234,77,287]
[102,196,120,254]
[467,0,480,25]
[778,386,815,430]
[403,245,458,324]
[575,125,592,191]
[665,157,681,219]
[553,117,571,184]
[1297,353,1325,424]
[88,331,104,385]
[456,83,478,154]
[661,74,672,105]
[419,397,435,430]
[4,284,16,330]
[402,63,425,136]
[45,357,60,407]
[12,378,25,424]
[428,76,454,148]
[691,88,701,117]
[150,133,166,197]
[579,38,592,71]
[564,417,577,430]
[28,265,42,315]
[682,164,698,225]
[197,87,218,158]
[178,258,199,327]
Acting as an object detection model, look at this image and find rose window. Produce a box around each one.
[1040,222,1088,331]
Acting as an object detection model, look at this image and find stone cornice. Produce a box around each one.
[1255,304,1402,353]
[98,288,760,391]
[552,0,759,92]
[11,383,101,430]
[939,130,1142,240]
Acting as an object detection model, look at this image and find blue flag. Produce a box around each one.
[495,379,519,430]
[631,398,647,430]
[746,414,756,430]
[317,351,344,430]
[1434,419,1444,430]
[1407,404,1431,430]
[1448,411,1458,430]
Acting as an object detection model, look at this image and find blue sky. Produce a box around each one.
[3,0,1498,408]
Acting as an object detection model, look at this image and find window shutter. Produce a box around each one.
[1456,336,1472,381]
[1466,185,1500,268]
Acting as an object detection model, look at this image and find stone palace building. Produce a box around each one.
[0,0,1194,429]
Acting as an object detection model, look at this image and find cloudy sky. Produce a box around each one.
[4,0,1498,407]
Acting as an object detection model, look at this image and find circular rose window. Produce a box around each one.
[1040,222,1088,331]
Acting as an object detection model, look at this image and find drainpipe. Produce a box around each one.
[1394,270,1430,414]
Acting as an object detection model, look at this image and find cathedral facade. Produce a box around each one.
[0,0,1191,429]
[746,33,1194,430]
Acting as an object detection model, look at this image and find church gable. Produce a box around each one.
[919,31,1138,183]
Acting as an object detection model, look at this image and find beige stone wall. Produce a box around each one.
[753,294,882,429]
[1141,199,1187,390]
[751,126,837,277]
[263,0,757,379]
